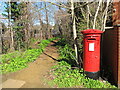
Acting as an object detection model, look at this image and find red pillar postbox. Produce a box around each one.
[81,29,103,79]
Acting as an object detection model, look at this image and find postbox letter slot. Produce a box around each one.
[87,38,96,40]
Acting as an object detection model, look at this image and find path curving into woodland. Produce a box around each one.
[2,40,59,88]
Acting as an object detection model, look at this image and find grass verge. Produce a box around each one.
[0,37,57,74]
[49,38,117,88]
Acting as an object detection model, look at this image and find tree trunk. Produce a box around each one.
[0,24,2,54]
[71,0,79,65]
[93,0,102,29]
[44,2,49,39]
[87,1,90,29]
[9,1,14,51]
[23,2,30,49]
[38,13,43,40]
[103,0,110,31]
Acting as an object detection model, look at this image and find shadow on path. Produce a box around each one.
[43,52,57,61]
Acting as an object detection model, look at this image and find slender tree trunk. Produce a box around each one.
[93,0,102,29]
[87,1,90,29]
[38,13,43,40]
[58,6,63,36]
[27,3,31,45]
[23,2,30,49]
[71,0,78,65]
[9,1,14,51]
[10,29,14,50]
[103,0,110,31]
[0,24,2,54]
[58,24,62,36]
[44,2,49,39]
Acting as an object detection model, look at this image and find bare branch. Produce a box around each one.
[74,1,95,9]
[41,0,71,9]
[93,0,102,29]
[103,0,111,31]
[87,1,90,29]
[35,4,53,12]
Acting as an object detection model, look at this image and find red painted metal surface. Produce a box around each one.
[81,29,103,72]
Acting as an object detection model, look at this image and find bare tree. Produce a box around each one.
[71,0,78,65]
[93,0,103,29]
[22,2,32,49]
[58,6,63,36]
[8,1,14,51]
[0,23,2,54]
[44,2,49,39]
[103,0,111,31]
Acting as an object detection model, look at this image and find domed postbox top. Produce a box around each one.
[81,29,103,34]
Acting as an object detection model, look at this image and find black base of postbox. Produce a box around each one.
[84,71,100,80]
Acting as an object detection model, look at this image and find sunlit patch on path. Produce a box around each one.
[1,79,25,88]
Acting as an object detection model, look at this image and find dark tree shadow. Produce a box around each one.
[43,52,57,61]
[49,38,83,69]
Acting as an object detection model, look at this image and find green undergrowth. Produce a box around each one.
[0,37,57,74]
[49,38,117,88]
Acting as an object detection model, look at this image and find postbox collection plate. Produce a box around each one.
[89,43,95,51]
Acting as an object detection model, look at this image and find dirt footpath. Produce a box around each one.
[2,41,59,88]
